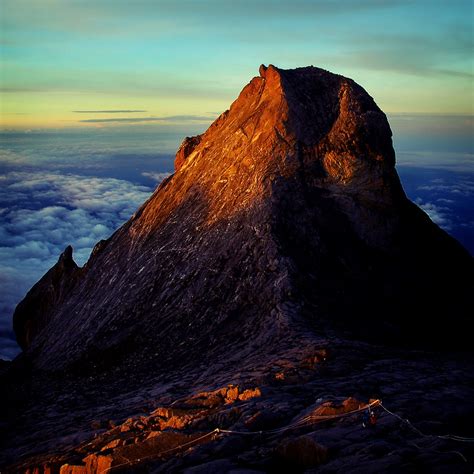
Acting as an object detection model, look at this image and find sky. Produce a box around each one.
[0,1,473,360]
[0,0,473,129]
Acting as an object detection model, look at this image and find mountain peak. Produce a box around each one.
[59,245,75,265]
[13,65,472,373]
[168,64,400,240]
[178,65,395,176]
[13,245,80,351]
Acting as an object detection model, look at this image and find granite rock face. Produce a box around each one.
[14,65,473,373]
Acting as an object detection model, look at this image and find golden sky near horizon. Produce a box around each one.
[1,0,473,129]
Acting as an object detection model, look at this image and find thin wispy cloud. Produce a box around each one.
[325,26,474,80]
[141,172,171,183]
[417,181,474,197]
[0,87,45,93]
[73,110,147,113]
[389,113,474,119]
[79,115,215,123]
[396,151,474,173]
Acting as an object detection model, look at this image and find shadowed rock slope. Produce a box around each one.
[13,245,81,351]
[13,65,472,376]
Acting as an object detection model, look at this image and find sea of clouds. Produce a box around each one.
[0,129,176,360]
[0,171,166,360]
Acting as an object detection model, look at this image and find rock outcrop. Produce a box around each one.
[13,65,472,374]
[13,246,81,351]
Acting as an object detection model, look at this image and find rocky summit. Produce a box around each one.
[2,65,473,473]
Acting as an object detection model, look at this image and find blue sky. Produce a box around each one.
[1,0,473,128]
[0,1,473,359]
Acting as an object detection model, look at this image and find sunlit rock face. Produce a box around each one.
[14,65,472,373]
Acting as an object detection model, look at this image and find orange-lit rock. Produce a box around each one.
[24,463,58,474]
[238,387,262,401]
[174,135,202,172]
[100,439,122,451]
[313,397,363,416]
[59,464,87,474]
[81,431,211,472]
[83,454,113,473]
[185,385,262,408]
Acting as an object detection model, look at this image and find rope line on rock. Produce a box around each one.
[102,429,220,473]
[218,399,382,437]
[378,403,473,463]
[102,400,380,472]
[438,434,474,442]
[99,399,473,472]
[379,403,474,443]
[409,441,467,464]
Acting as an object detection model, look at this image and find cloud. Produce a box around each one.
[2,0,471,122]
[333,48,472,80]
[437,198,455,204]
[73,110,147,113]
[0,87,45,93]
[0,129,180,168]
[415,198,453,231]
[390,113,474,119]
[78,115,216,124]
[417,180,474,197]
[141,172,172,183]
[398,170,474,255]
[0,149,30,165]
[2,0,414,36]
[319,24,473,80]
[0,170,153,360]
[396,151,474,173]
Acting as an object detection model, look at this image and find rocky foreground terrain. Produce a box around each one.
[1,65,473,473]
[2,341,474,473]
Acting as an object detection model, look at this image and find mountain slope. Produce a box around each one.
[14,65,472,376]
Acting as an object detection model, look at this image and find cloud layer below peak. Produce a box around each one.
[0,170,158,360]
